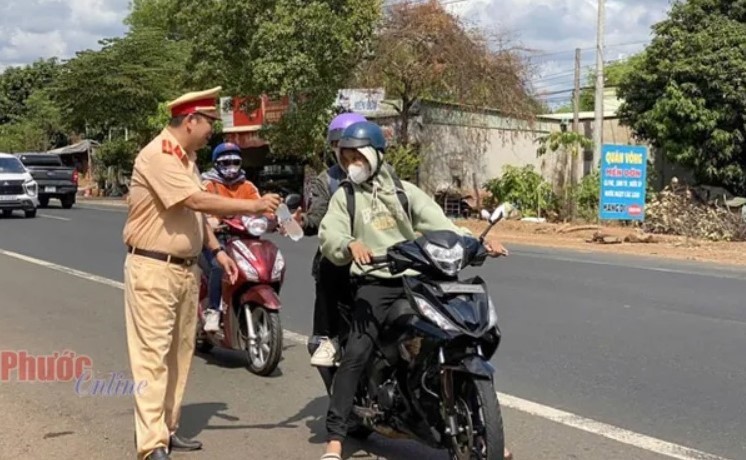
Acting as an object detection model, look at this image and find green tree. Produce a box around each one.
[579,55,642,111]
[0,123,45,152]
[484,165,554,218]
[0,58,61,125]
[354,0,535,145]
[125,0,184,39]
[537,129,593,220]
[0,88,66,152]
[54,27,188,143]
[617,0,746,195]
[163,0,380,162]
[385,144,420,182]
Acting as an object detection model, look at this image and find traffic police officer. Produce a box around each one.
[122,86,281,460]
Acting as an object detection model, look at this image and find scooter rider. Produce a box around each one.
[201,142,264,332]
[317,121,510,460]
[296,112,367,370]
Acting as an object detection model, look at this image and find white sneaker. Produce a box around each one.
[203,310,221,332]
[310,337,339,367]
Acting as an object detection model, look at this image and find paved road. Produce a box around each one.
[1,203,744,459]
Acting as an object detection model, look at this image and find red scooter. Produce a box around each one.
[195,195,301,376]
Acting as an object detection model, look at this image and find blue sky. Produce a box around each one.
[0,0,672,106]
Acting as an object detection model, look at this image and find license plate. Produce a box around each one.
[45,186,56,193]
[439,283,485,294]
[0,195,16,201]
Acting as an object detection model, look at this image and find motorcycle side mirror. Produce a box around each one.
[489,203,513,224]
[285,193,302,211]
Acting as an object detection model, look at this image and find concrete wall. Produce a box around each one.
[417,101,578,194]
[415,100,692,196]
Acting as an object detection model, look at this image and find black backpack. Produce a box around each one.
[326,164,411,233]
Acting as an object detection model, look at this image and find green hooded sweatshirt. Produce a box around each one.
[318,163,471,278]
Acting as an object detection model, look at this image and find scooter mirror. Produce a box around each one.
[285,193,302,211]
[480,209,491,220]
[490,202,513,223]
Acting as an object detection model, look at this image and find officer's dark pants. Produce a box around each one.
[325,279,406,442]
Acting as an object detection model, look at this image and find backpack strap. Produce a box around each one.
[388,165,412,223]
[341,180,355,235]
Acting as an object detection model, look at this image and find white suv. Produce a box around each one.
[0,153,39,218]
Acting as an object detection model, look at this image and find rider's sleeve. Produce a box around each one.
[301,174,331,236]
[319,188,354,266]
[404,182,472,236]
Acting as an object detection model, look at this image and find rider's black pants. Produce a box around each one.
[312,253,350,338]
[326,278,406,442]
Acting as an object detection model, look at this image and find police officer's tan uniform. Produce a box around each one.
[123,88,219,459]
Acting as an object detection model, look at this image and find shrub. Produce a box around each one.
[484,165,554,218]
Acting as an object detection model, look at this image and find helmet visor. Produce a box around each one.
[327,128,343,143]
[338,137,373,149]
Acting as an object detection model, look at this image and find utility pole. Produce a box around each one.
[594,0,605,165]
[568,47,582,219]
[573,48,581,133]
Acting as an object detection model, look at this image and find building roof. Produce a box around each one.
[538,87,623,121]
[538,111,619,122]
[47,140,100,155]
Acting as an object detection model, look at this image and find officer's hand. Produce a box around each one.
[349,240,374,265]
[216,251,239,284]
[253,193,281,214]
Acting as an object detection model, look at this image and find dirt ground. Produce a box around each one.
[456,219,746,267]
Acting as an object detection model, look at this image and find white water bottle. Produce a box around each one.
[276,203,304,241]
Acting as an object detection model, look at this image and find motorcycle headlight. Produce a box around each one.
[242,216,268,236]
[271,251,285,281]
[231,242,259,281]
[424,242,464,276]
[488,297,498,329]
[414,295,459,332]
[24,179,38,196]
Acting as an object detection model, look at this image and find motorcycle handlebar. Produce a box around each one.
[368,255,388,265]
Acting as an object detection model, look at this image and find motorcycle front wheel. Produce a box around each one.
[448,377,504,460]
[244,304,283,376]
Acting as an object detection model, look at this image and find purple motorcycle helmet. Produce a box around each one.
[327,112,367,145]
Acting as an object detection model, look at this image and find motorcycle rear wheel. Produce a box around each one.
[448,378,504,460]
[245,305,283,376]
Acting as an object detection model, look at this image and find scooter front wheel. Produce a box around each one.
[244,304,283,376]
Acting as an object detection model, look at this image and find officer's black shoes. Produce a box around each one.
[145,447,170,460]
[169,433,203,451]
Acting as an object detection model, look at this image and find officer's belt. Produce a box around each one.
[127,246,198,267]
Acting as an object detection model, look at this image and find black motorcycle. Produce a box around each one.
[312,204,511,460]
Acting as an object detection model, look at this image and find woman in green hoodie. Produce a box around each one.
[318,121,509,460]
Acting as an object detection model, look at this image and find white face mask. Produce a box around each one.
[348,163,371,184]
[223,165,240,179]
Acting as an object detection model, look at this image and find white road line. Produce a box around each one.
[0,248,124,290]
[0,248,734,460]
[514,250,746,279]
[39,214,71,221]
[76,204,128,213]
[494,393,729,460]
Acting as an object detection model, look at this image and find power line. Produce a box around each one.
[526,40,648,60]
